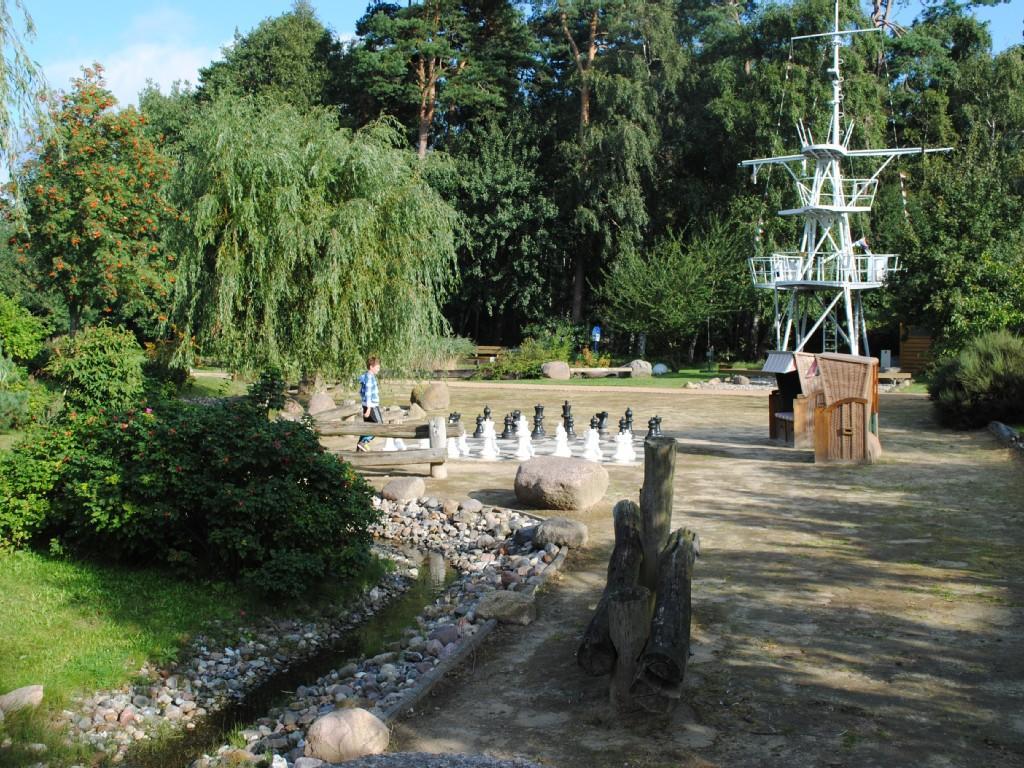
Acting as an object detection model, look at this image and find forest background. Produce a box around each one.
[2,0,1022,372]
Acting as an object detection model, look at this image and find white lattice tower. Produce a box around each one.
[741,0,950,355]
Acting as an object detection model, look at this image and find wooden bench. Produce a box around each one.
[570,366,632,378]
[463,345,507,367]
[318,416,461,478]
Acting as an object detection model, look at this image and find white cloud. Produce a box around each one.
[41,7,220,106]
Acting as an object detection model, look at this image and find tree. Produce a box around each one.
[343,0,535,158]
[0,0,51,179]
[197,0,343,111]
[167,98,458,378]
[9,66,174,335]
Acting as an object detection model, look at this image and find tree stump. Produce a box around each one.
[630,528,699,714]
[577,500,643,675]
[608,585,651,711]
[639,436,676,592]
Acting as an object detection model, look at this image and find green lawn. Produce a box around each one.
[494,368,730,387]
[180,370,251,399]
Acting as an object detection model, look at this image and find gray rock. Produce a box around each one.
[410,382,450,411]
[513,457,609,510]
[429,625,459,646]
[629,359,653,377]
[475,591,536,625]
[460,499,483,514]
[540,361,571,380]
[442,498,460,517]
[294,759,326,768]
[731,374,751,385]
[382,477,426,502]
[0,685,43,714]
[534,517,588,548]
[407,403,427,420]
[652,363,670,375]
[307,392,336,415]
[304,708,389,763]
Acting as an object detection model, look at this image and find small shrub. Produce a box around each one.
[0,293,47,363]
[248,367,286,411]
[928,330,1024,429]
[521,317,583,360]
[574,346,611,368]
[46,325,145,412]
[1,393,379,597]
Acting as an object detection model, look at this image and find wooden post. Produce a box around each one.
[577,500,643,675]
[608,585,651,710]
[639,436,676,593]
[428,416,447,479]
[630,528,699,714]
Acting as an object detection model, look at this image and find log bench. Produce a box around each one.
[318,416,461,478]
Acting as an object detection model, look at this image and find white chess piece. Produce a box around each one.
[582,427,602,462]
[394,438,407,451]
[612,431,632,464]
[457,432,470,457]
[447,437,461,459]
[479,419,500,460]
[626,430,637,461]
[514,430,534,460]
[516,414,530,438]
[382,437,397,452]
[552,424,572,458]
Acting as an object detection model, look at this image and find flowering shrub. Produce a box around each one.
[46,324,145,412]
[0,395,378,597]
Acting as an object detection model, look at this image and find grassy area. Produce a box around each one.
[0,431,23,452]
[488,369,727,388]
[179,371,251,399]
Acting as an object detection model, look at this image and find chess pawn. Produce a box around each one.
[553,423,572,457]
[612,431,633,464]
[473,415,484,438]
[565,414,576,439]
[501,414,515,440]
[532,404,546,439]
[514,430,534,460]
[646,417,658,439]
[582,425,602,462]
[625,407,634,432]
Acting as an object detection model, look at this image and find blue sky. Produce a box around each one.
[17,1,1024,107]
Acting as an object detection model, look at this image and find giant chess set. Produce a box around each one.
[380,402,665,465]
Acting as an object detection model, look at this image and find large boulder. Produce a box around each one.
[382,477,426,502]
[652,363,670,375]
[541,361,571,380]
[476,590,536,625]
[629,359,653,378]
[279,398,305,422]
[513,457,608,510]
[0,685,43,715]
[304,708,389,763]
[411,382,450,411]
[307,392,336,415]
[534,517,588,548]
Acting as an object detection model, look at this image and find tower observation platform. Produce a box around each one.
[740,1,950,355]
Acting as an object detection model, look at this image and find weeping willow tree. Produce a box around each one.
[167,98,458,377]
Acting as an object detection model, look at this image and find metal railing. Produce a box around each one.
[750,252,899,287]
[791,177,878,210]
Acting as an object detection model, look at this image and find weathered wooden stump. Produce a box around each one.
[577,435,699,713]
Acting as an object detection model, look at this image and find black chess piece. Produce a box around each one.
[501,414,515,440]
[473,415,484,438]
[566,414,576,438]
[448,412,461,425]
[654,415,663,436]
[625,407,634,432]
[532,404,545,439]
[483,405,492,422]
[513,409,521,423]
[562,401,574,436]
[646,417,658,439]
[618,416,627,434]
[589,415,599,431]
[562,400,572,420]
[597,411,610,436]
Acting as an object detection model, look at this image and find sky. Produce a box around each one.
[14,1,1024,108]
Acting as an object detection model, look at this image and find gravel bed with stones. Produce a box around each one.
[52,493,565,768]
[192,496,564,768]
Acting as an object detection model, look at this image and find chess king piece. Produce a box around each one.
[532,404,546,439]
[553,423,572,457]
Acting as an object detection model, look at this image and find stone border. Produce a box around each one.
[989,421,1024,455]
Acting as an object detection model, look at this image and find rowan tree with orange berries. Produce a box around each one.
[10,65,175,336]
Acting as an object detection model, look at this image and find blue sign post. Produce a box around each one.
[591,324,602,354]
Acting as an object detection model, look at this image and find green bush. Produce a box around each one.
[46,325,145,413]
[0,396,379,597]
[476,320,584,380]
[929,330,1024,429]
[520,317,583,360]
[0,293,47,362]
